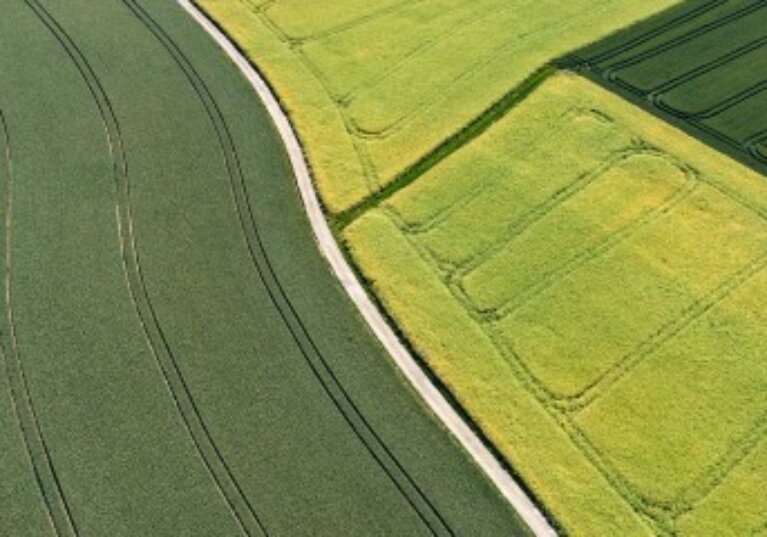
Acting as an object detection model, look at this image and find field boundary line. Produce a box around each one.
[334,63,556,229]
[179,2,557,535]
[0,109,78,537]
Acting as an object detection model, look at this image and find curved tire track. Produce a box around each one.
[179,1,558,535]
[123,1,454,535]
[23,2,269,535]
[0,110,78,537]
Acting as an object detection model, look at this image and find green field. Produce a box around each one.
[196,0,678,214]
[345,73,767,536]
[568,0,767,176]
[0,1,528,535]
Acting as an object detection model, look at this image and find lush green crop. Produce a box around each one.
[0,1,525,535]
[345,73,767,536]
[197,0,678,214]
[569,0,767,177]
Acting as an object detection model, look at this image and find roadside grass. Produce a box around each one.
[344,72,767,536]
[196,0,678,214]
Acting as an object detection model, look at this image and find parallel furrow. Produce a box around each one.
[603,0,766,75]
[581,0,728,65]
[564,249,767,412]
[648,35,767,98]
[657,79,767,120]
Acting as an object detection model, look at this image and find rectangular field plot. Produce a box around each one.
[345,73,767,535]
[199,0,677,213]
[495,184,767,397]
[576,266,767,504]
[569,0,767,176]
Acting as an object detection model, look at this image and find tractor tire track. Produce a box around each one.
[562,248,767,413]
[485,165,699,320]
[23,2,269,535]
[124,1,454,535]
[647,35,767,100]
[656,79,767,120]
[580,0,728,66]
[572,1,767,176]
[447,146,640,279]
[0,110,78,537]
[603,1,766,76]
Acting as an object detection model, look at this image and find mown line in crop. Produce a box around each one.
[381,187,678,532]
[334,64,556,230]
[0,109,78,537]
[23,2,269,535]
[296,0,428,44]
[338,0,519,108]
[746,129,767,162]
[238,0,384,194]
[347,10,557,143]
[560,416,675,531]
[125,2,454,535]
[339,212,566,535]
[479,320,669,531]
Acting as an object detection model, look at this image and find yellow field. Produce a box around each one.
[196,0,677,213]
[344,73,767,536]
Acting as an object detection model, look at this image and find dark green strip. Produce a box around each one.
[334,63,557,230]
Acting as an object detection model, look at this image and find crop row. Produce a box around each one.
[570,0,767,173]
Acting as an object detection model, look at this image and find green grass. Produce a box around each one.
[344,72,767,536]
[0,1,527,535]
[568,0,767,176]
[197,0,679,214]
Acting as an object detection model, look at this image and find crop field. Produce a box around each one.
[567,0,767,176]
[196,0,677,214]
[345,72,767,536]
[0,1,528,535]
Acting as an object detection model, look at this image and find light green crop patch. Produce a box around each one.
[197,0,678,214]
[345,72,767,536]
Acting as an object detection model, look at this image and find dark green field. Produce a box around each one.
[0,1,526,535]
[568,0,767,175]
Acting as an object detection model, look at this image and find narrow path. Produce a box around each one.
[179,2,557,536]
